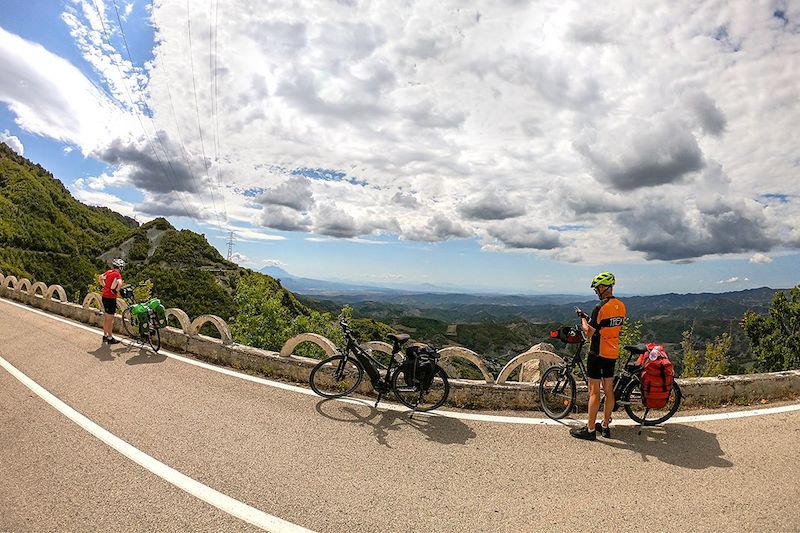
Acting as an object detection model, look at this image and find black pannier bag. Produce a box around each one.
[550,326,583,344]
[119,285,135,299]
[402,344,440,391]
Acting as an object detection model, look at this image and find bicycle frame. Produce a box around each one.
[550,326,644,406]
[341,326,401,391]
[551,323,590,385]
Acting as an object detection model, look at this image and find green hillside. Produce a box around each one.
[0,142,136,298]
[0,142,344,354]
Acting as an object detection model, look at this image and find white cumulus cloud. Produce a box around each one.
[1,1,799,265]
[749,253,773,264]
[0,129,23,154]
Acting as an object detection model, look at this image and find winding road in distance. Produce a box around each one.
[1,297,798,532]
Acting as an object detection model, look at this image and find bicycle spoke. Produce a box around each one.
[392,366,449,411]
[623,381,682,425]
[310,355,364,398]
[539,366,576,419]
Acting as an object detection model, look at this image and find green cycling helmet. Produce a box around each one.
[591,271,616,288]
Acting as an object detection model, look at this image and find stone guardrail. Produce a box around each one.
[2,270,799,410]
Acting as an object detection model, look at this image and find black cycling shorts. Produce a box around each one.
[587,352,616,379]
[101,297,117,315]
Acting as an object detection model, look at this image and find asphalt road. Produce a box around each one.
[1,298,798,533]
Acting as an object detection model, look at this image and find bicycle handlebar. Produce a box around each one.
[339,319,355,338]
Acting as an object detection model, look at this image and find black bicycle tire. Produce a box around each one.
[538,365,577,420]
[121,307,136,337]
[391,365,450,411]
[622,380,682,425]
[309,355,364,399]
[147,316,161,352]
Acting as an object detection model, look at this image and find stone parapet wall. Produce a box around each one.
[2,272,799,411]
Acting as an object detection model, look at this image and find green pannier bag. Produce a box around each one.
[130,303,149,332]
[146,298,167,329]
[155,304,167,328]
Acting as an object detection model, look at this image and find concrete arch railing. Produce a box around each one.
[3,266,797,411]
[166,308,191,332]
[280,333,338,358]
[82,292,103,310]
[497,343,564,385]
[363,341,394,356]
[45,284,67,302]
[189,314,233,345]
[362,341,396,365]
[437,346,495,384]
[17,278,32,294]
[30,281,48,298]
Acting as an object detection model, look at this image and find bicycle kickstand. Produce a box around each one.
[374,391,382,408]
[408,392,424,420]
[637,408,649,435]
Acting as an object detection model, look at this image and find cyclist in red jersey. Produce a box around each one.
[98,258,125,344]
[571,272,626,440]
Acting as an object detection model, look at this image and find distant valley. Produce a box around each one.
[264,266,782,323]
[264,265,787,377]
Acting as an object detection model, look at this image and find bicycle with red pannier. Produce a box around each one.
[539,321,682,426]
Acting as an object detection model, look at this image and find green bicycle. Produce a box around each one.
[119,284,167,352]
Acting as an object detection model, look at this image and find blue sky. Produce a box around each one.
[1,1,798,295]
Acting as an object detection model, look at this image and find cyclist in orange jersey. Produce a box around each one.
[571,272,626,440]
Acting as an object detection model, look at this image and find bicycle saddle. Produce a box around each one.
[623,344,648,354]
[387,333,410,344]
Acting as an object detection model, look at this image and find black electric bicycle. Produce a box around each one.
[309,319,450,412]
[538,314,681,426]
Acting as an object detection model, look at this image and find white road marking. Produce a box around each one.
[2,297,800,427]
[0,354,314,533]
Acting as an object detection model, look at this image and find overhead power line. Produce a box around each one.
[186,0,225,233]
[112,0,209,222]
[210,0,228,224]
[93,0,198,224]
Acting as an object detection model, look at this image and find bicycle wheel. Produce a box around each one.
[309,355,364,398]
[623,381,682,425]
[539,365,577,419]
[121,308,137,337]
[147,314,161,352]
[391,365,449,411]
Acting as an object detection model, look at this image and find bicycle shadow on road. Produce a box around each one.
[123,344,167,365]
[603,424,733,470]
[314,399,477,448]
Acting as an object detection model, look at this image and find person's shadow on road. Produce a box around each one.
[88,341,122,362]
[315,399,476,448]
[603,424,733,470]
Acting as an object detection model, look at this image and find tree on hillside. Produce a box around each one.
[741,286,800,372]
[618,319,643,352]
[616,319,643,373]
[228,273,342,357]
[680,329,701,378]
[702,333,732,377]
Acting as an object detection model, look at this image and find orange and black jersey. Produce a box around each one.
[589,297,626,359]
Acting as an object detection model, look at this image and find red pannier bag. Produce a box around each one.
[637,343,674,409]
